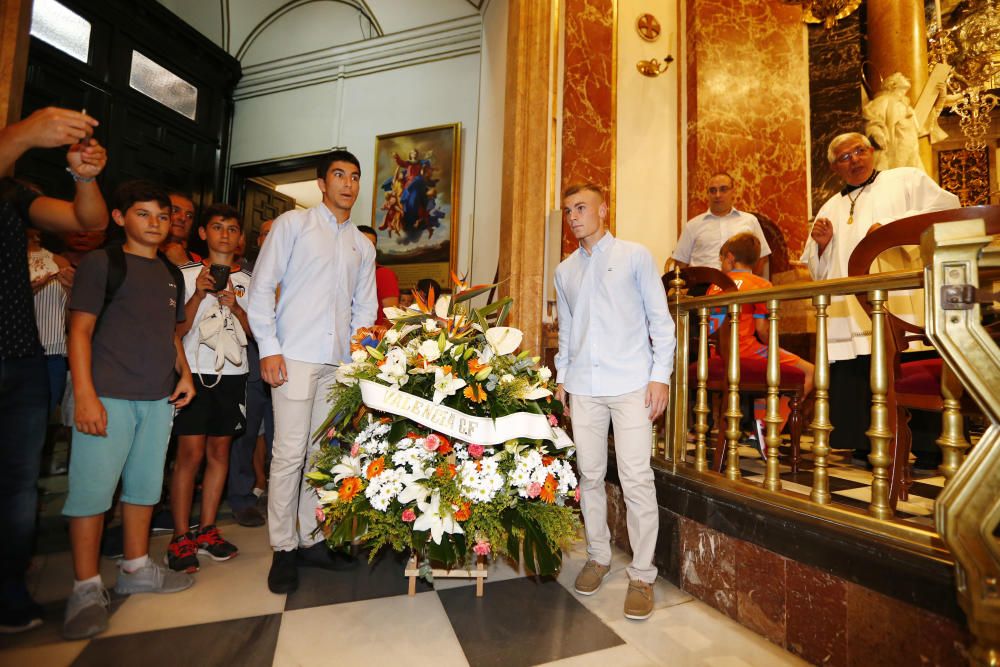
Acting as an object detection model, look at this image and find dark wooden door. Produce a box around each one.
[14,0,239,207]
[243,181,296,262]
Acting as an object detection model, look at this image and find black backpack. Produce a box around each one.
[98,243,185,323]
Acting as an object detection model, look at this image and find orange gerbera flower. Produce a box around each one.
[454,502,471,522]
[542,455,555,466]
[540,474,557,504]
[464,383,487,403]
[435,463,457,479]
[436,438,453,455]
[366,456,385,479]
[339,477,362,501]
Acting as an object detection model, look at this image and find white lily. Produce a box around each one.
[412,490,464,544]
[376,348,409,386]
[485,327,523,355]
[432,366,466,404]
[383,306,410,321]
[330,456,363,483]
[397,475,430,506]
[519,383,553,400]
[316,488,340,505]
[434,294,452,318]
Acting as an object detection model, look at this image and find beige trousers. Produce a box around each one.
[268,358,337,552]
[571,387,659,583]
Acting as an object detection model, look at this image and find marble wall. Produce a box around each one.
[808,11,864,216]
[561,0,615,257]
[685,0,811,257]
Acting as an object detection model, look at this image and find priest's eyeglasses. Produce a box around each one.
[834,146,870,164]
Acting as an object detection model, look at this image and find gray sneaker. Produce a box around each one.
[63,582,110,640]
[115,560,194,595]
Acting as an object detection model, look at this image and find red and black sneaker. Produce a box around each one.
[165,532,200,573]
[196,525,239,562]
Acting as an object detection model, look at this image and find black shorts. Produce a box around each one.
[173,374,248,437]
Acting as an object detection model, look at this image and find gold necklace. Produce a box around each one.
[846,184,868,225]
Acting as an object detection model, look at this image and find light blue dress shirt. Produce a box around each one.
[554,232,676,397]
[247,204,377,365]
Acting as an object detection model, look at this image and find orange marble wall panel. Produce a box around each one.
[561,0,614,257]
[686,0,810,257]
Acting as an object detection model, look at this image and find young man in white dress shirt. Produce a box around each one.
[554,183,675,621]
[800,132,959,459]
[247,150,377,594]
[669,172,771,274]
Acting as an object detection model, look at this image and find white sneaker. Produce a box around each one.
[115,560,194,595]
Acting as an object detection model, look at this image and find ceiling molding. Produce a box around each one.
[234,14,482,100]
[235,0,383,61]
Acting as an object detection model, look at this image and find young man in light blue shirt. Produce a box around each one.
[555,182,675,621]
[247,150,377,594]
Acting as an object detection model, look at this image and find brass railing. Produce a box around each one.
[662,268,950,558]
[659,218,1000,663]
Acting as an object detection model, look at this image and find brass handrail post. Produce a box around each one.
[693,306,711,471]
[668,268,688,464]
[810,294,833,504]
[724,303,742,480]
[866,289,894,520]
[936,363,971,481]
[763,299,783,491]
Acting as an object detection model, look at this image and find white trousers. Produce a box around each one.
[268,358,337,552]
[571,387,659,583]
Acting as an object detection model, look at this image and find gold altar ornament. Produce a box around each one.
[636,13,660,41]
[782,0,862,29]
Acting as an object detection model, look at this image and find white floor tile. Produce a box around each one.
[273,592,469,667]
[537,643,657,666]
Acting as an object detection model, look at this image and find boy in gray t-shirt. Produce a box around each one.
[62,181,197,641]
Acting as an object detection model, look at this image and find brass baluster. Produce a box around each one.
[810,294,832,504]
[724,303,742,480]
[763,299,782,491]
[668,268,688,464]
[693,306,711,471]
[866,289,893,519]
[936,363,970,481]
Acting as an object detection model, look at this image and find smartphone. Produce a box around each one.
[209,264,231,292]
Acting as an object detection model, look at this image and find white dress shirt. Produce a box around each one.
[800,167,960,361]
[555,232,676,397]
[247,204,377,365]
[672,208,771,269]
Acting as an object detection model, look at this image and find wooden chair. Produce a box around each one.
[847,205,1000,505]
[752,211,792,275]
[667,267,807,473]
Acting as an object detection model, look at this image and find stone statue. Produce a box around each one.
[863,73,924,171]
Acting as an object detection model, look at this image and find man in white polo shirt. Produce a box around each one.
[669,172,771,274]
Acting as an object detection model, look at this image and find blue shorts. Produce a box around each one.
[62,397,174,517]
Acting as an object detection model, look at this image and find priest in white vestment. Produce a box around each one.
[800,132,960,457]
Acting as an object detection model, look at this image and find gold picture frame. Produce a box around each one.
[370,122,461,292]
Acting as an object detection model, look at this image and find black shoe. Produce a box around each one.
[296,542,358,571]
[233,506,266,528]
[268,550,298,594]
[0,599,44,634]
[150,510,175,534]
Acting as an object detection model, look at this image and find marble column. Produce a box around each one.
[0,0,31,156]
[866,0,932,170]
[560,0,615,257]
[498,0,553,355]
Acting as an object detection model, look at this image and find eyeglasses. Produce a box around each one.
[707,186,731,194]
[834,146,870,164]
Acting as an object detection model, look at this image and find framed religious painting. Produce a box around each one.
[370,123,461,292]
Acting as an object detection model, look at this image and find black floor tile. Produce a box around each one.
[284,547,432,612]
[71,614,280,667]
[438,576,623,667]
[0,592,128,651]
[908,482,943,500]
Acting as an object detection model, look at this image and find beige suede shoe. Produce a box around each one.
[624,578,654,620]
[573,560,611,595]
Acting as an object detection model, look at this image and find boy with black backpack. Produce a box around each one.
[62,181,197,640]
[166,203,252,573]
